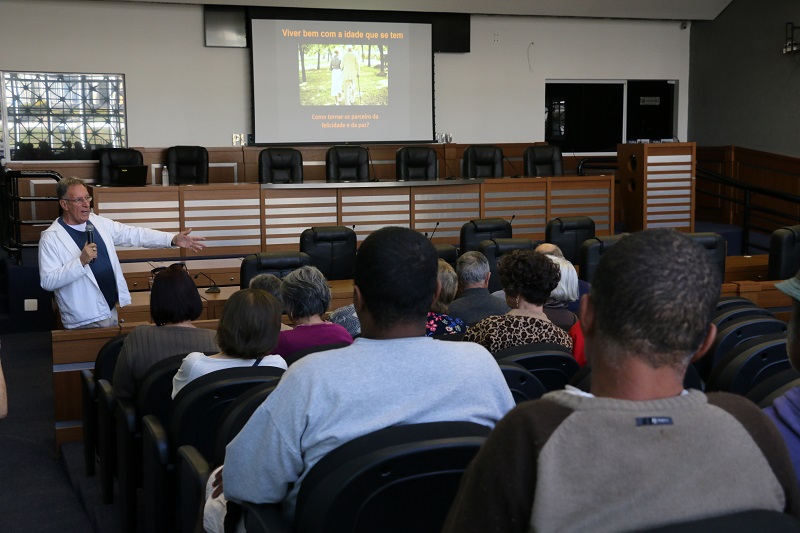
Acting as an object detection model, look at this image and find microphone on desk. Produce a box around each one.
[504,156,522,178]
[194,272,221,293]
[441,153,457,180]
[85,222,95,264]
[428,221,440,240]
[509,214,516,226]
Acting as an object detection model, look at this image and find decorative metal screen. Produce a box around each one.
[1,71,127,160]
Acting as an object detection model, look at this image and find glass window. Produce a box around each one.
[1,71,127,161]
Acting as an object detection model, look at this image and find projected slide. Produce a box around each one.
[251,19,433,144]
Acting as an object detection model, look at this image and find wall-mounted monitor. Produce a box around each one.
[250,18,434,145]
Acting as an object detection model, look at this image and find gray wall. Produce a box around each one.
[2,0,690,150]
[689,0,800,157]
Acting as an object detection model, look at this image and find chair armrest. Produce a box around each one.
[177,445,211,533]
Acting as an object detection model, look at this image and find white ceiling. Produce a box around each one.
[84,0,734,21]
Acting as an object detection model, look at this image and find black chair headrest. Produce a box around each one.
[312,226,351,242]
[471,218,509,232]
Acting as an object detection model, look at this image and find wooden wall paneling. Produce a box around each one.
[180,183,262,257]
[262,186,339,251]
[548,176,614,236]
[410,183,481,244]
[729,147,800,228]
[695,146,730,223]
[480,178,548,241]
[339,186,411,242]
[90,186,181,261]
[208,146,245,184]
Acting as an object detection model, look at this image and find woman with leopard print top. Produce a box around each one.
[464,249,573,354]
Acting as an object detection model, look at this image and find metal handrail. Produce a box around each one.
[577,156,618,176]
[695,166,800,254]
[2,169,62,264]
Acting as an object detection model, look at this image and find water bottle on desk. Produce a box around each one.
[162,166,169,186]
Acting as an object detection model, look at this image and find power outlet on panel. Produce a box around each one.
[24,299,38,312]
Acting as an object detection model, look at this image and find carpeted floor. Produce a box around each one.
[0,331,94,532]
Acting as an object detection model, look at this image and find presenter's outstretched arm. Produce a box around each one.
[172,229,206,253]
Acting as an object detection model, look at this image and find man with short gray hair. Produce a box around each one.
[448,251,510,326]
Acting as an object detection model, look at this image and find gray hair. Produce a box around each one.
[56,177,87,199]
[280,266,331,319]
[589,229,721,369]
[547,254,579,303]
[456,251,490,287]
[248,273,283,305]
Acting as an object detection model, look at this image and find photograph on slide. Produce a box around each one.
[298,43,389,106]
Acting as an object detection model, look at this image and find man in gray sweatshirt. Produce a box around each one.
[445,228,800,533]
[222,226,515,520]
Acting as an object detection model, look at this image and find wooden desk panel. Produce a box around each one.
[91,186,182,261]
[480,178,549,241]
[548,176,615,235]
[262,187,339,251]
[724,254,769,283]
[181,184,262,257]
[410,183,481,243]
[340,186,411,241]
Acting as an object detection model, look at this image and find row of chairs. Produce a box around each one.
[239,216,596,286]
[97,144,565,186]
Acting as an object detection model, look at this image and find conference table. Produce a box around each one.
[90,176,615,260]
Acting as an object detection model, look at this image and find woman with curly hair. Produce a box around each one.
[463,249,572,353]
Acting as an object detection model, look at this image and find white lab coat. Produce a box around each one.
[39,213,175,328]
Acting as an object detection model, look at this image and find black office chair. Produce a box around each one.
[687,232,726,279]
[459,218,512,254]
[242,421,492,533]
[499,362,547,404]
[175,382,280,533]
[768,224,800,280]
[523,145,564,176]
[578,234,628,283]
[706,333,790,394]
[115,353,187,533]
[259,148,303,184]
[299,226,357,280]
[545,216,596,264]
[434,244,460,267]
[497,348,579,391]
[286,342,351,367]
[326,146,369,182]
[463,145,503,178]
[81,334,127,476]
[166,145,209,185]
[748,369,800,409]
[715,296,758,312]
[396,146,437,181]
[712,305,774,329]
[698,316,788,381]
[97,148,143,186]
[239,251,311,289]
[142,367,285,533]
[478,238,535,293]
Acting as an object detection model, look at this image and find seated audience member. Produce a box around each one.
[445,229,800,533]
[272,266,353,359]
[542,254,579,331]
[171,289,287,398]
[464,250,572,353]
[328,303,360,338]
[764,268,800,486]
[0,340,6,419]
[112,264,218,400]
[427,259,466,337]
[248,273,291,331]
[536,242,590,316]
[448,251,510,326]
[220,227,515,523]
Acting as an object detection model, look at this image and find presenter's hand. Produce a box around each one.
[80,243,98,266]
[172,229,206,253]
